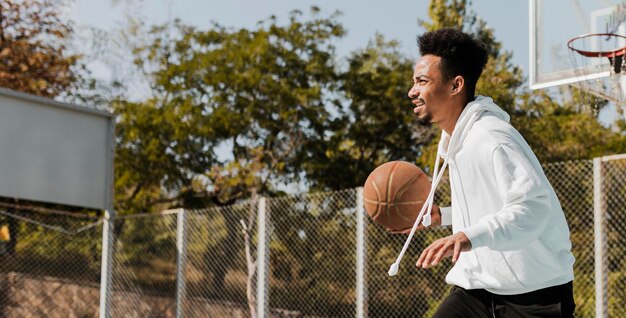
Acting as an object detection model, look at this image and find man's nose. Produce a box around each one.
[408,85,419,99]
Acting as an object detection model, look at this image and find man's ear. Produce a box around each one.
[451,76,464,95]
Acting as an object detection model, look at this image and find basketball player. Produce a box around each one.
[407,28,576,317]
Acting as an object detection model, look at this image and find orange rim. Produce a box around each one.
[567,33,626,58]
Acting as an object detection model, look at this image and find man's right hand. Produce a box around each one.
[388,204,442,234]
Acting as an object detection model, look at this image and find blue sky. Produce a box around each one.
[70,0,529,81]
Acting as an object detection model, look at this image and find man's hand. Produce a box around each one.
[388,204,442,234]
[416,231,471,268]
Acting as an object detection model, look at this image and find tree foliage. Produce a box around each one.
[113,8,347,295]
[304,34,436,190]
[0,0,80,97]
[514,91,625,162]
[115,9,345,213]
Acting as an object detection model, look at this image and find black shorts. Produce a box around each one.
[432,281,575,318]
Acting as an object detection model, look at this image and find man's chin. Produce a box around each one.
[416,115,432,126]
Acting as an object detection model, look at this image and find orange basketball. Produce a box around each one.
[363,161,431,232]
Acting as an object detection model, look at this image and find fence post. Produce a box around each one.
[356,187,368,318]
[175,208,188,318]
[99,118,116,318]
[593,157,608,318]
[99,210,114,318]
[256,197,269,318]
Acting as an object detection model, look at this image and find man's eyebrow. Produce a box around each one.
[413,74,431,81]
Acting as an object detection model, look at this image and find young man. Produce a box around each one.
[408,28,576,317]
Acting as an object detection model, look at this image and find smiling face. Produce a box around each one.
[408,54,465,134]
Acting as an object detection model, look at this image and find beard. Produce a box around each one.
[412,99,432,126]
[416,113,432,126]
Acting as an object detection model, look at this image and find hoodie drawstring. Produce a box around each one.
[387,108,485,276]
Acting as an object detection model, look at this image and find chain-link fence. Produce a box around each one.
[0,207,103,317]
[1,155,625,317]
[544,159,595,317]
[601,157,626,318]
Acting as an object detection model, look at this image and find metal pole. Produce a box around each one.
[256,197,269,318]
[593,157,608,318]
[356,187,368,318]
[175,208,188,318]
[528,0,536,89]
[99,210,114,318]
[99,118,116,318]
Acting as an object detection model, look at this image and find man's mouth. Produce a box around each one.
[413,103,424,114]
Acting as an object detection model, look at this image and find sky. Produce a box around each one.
[69,0,529,81]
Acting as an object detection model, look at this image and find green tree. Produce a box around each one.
[0,0,81,97]
[419,0,468,32]
[125,8,344,203]
[113,97,212,214]
[304,34,436,190]
[513,91,625,162]
[115,8,345,293]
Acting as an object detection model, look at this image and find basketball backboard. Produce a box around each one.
[0,88,114,210]
[529,0,626,103]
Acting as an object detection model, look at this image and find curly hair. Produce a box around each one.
[417,28,488,100]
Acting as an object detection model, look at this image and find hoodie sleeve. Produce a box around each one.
[462,143,552,251]
[439,206,452,226]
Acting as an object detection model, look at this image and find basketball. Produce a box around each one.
[363,161,431,232]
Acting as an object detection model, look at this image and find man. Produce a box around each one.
[407,28,576,317]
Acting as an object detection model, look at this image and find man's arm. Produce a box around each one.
[462,143,552,251]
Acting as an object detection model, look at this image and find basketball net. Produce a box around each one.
[567,33,626,122]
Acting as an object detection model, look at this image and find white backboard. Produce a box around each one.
[0,88,114,210]
[530,0,626,90]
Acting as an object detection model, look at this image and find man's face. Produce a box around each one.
[407,55,454,126]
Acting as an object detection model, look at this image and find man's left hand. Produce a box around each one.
[416,232,471,268]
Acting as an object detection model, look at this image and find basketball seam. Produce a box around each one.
[396,173,424,203]
[363,198,424,205]
[371,180,382,218]
[395,172,425,222]
[387,161,400,220]
[396,173,421,199]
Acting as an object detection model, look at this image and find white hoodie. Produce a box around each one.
[435,96,575,295]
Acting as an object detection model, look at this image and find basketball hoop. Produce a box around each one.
[567,33,626,120]
[568,33,626,72]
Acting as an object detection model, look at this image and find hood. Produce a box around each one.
[438,96,509,159]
